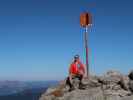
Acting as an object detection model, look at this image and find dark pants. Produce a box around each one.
[66,74,83,89]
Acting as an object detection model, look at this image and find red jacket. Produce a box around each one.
[69,61,85,75]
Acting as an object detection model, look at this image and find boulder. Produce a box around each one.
[98,76,121,85]
[105,70,122,77]
[119,76,129,90]
[128,70,133,80]
[129,80,133,92]
[98,70,122,85]
[83,76,101,88]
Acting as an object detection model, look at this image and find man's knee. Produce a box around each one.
[76,74,83,80]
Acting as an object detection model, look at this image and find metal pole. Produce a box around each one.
[85,26,89,77]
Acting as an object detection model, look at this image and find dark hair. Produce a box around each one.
[74,55,79,60]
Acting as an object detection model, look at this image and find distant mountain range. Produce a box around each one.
[0,80,58,100]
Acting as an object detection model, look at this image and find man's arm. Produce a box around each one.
[78,61,85,75]
[69,63,73,74]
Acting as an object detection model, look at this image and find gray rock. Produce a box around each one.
[129,80,133,92]
[39,94,55,100]
[128,70,133,80]
[121,96,133,100]
[104,95,120,100]
[83,76,101,88]
[57,87,104,100]
[99,76,121,85]
[104,89,131,97]
[45,87,58,95]
[105,70,122,77]
[119,76,129,90]
[98,70,122,85]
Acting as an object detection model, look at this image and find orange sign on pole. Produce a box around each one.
[80,13,92,27]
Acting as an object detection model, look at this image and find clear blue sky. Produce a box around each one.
[0,0,133,81]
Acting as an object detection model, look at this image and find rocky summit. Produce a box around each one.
[39,70,133,100]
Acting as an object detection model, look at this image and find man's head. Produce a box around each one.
[74,55,80,62]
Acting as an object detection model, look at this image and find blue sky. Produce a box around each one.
[0,0,133,81]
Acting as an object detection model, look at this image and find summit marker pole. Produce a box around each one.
[85,26,89,77]
[80,12,92,77]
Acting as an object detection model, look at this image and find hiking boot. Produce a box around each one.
[68,86,75,92]
[79,87,86,90]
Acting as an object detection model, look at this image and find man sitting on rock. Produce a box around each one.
[66,55,86,92]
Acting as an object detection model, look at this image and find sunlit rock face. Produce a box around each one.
[39,70,133,100]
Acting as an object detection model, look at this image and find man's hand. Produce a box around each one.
[78,70,84,75]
